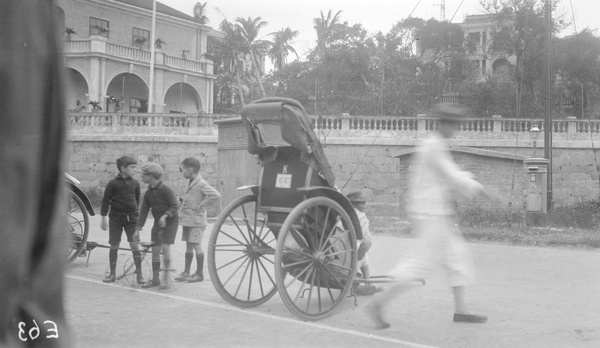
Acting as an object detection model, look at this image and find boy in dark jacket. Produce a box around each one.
[100,155,144,284]
[135,162,179,288]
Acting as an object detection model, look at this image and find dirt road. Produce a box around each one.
[63,216,600,347]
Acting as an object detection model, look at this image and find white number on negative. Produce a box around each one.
[275,174,292,188]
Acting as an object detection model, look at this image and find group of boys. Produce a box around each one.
[100,156,220,289]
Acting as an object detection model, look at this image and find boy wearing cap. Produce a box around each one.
[366,103,498,329]
[174,157,221,283]
[135,162,180,289]
[100,155,144,284]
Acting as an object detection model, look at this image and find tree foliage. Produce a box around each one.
[208,3,600,119]
[553,29,600,118]
[193,2,209,25]
[268,27,299,71]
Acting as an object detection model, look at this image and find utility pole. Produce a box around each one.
[434,0,446,21]
[544,0,553,212]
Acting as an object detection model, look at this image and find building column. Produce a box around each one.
[207,78,213,113]
[480,31,484,51]
[100,57,106,106]
[89,57,101,103]
[154,68,164,112]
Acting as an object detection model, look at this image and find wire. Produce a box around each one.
[569,0,577,35]
[568,0,600,190]
[450,0,465,22]
[408,0,423,18]
[507,10,530,218]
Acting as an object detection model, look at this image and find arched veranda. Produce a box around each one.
[65,68,89,112]
[164,82,201,113]
[106,73,149,112]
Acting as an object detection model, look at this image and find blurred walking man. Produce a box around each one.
[366,103,498,329]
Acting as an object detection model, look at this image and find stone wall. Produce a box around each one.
[67,135,219,214]
[67,133,600,229]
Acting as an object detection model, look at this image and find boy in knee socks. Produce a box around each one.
[100,156,144,284]
[175,157,221,282]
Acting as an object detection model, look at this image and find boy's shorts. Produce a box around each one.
[108,213,138,245]
[151,219,178,245]
[181,226,205,244]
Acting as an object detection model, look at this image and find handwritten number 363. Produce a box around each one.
[18,320,59,341]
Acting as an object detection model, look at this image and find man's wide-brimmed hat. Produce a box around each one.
[346,191,366,203]
[432,103,467,121]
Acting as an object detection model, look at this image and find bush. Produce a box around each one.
[457,206,525,228]
[549,201,600,230]
[80,186,104,210]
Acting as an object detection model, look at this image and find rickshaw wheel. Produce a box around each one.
[275,196,357,321]
[67,188,89,263]
[207,195,278,308]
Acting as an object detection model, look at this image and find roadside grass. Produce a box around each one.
[372,201,600,250]
[461,225,600,249]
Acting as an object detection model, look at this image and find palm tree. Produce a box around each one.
[268,27,299,71]
[193,2,209,24]
[217,18,246,105]
[211,19,245,106]
[235,16,270,98]
[313,10,342,53]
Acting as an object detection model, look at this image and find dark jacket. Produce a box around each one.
[137,181,179,228]
[100,174,141,216]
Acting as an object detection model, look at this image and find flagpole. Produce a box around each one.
[148,0,157,112]
[544,0,553,212]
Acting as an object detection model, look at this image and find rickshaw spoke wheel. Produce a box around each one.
[66,188,89,263]
[275,196,357,321]
[208,195,278,308]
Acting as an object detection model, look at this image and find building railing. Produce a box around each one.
[63,38,212,74]
[64,39,91,52]
[68,112,600,140]
[69,113,233,136]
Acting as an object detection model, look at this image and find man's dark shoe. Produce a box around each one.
[141,279,160,289]
[453,313,488,323]
[103,274,116,283]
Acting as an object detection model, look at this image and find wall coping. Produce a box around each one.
[390,146,528,162]
[68,134,217,143]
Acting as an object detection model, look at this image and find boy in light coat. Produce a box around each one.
[175,157,221,282]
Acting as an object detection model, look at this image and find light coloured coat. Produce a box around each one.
[179,175,221,227]
[407,133,483,216]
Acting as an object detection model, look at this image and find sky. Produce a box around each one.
[161,0,599,70]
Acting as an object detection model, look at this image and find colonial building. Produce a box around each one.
[56,0,218,113]
[459,14,515,77]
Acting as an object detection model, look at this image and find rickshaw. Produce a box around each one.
[65,173,96,262]
[207,98,364,321]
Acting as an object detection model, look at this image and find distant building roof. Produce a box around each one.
[113,0,196,22]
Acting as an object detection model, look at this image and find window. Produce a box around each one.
[130,98,147,113]
[132,28,150,49]
[90,17,109,38]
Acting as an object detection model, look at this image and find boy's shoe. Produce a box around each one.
[174,272,190,281]
[141,279,160,289]
[136,271,146,284]
[186,273,204,282]
[103,274,116,283]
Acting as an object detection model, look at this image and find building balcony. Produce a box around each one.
[63,36,213,76]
